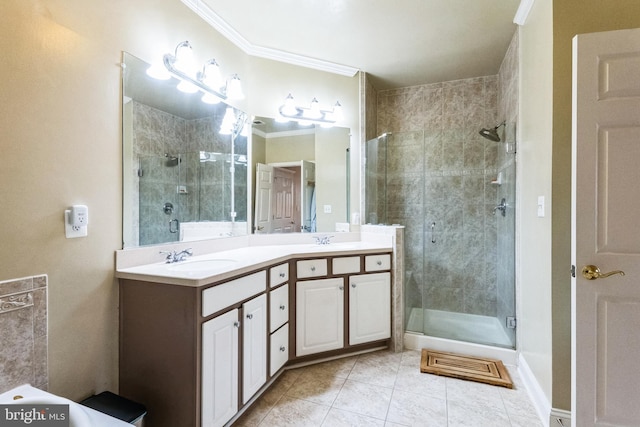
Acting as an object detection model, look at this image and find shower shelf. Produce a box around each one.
[490,172,502,186]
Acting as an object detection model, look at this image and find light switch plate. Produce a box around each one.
[537,196,545,217]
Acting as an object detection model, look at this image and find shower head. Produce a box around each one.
[479,121,506,142]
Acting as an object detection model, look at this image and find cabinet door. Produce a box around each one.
[242,294,267,404]
[296,278,344,356]
[349,273,391,345]
[202,309,239,427]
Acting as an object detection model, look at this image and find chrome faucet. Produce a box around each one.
[313,235,334,245]
[160,248,193,263]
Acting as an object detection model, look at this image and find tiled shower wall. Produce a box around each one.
[369,30,519,339]
[376,76,501,318]
[131,101,246,246]
[0,275,48,393]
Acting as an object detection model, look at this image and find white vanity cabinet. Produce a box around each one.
[202,309,239,427]
[349,272,391,345]
[293,253,392,359]
[296,278,345,356]
[241,294,267,404]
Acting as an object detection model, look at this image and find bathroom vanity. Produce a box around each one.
[116,236,395,427]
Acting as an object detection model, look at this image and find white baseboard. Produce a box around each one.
[550,408,572,427]
[518,353,552,426]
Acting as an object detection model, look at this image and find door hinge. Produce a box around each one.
[506,317,517,329]
[571,265,576,278]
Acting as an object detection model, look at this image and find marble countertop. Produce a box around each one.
[116,240,393,287]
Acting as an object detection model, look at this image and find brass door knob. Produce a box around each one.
[581,265,625,280]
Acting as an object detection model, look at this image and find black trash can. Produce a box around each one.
[80,391,146,426]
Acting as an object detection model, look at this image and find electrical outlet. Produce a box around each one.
[323,205,332,214]
[65,209,88,238]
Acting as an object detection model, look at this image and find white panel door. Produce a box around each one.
[202,309,238,427]
[572,28,640,427]
[349,273,391,345]
[242,294,267,404]
[296,278,344,356]
[254,163,273,233]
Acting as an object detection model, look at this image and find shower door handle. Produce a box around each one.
[431,222,436,243]
[493,198,507,217]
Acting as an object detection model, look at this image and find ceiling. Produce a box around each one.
[189,0,521,89]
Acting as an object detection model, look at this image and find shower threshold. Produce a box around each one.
[406,308,513,348]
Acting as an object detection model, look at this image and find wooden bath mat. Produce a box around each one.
[420,349,513,388]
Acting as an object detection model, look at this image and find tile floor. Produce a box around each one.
[235,349,544,427]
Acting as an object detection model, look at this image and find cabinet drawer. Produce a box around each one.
[269,263,289,288]
[296,259,328,278]
[365,254,391,272]
[270,324,289,376]
[202,271,267,317]
[332,256,361,275]
[269,284,289,333]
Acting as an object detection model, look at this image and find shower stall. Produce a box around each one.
[365,125,516,350]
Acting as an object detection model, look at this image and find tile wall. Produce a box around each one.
[0,275,48,393]
[376,76,501,319]
[363,31,519,344]
[131,101,247,246]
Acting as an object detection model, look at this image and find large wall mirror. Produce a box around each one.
[251,117,350,234]
[122,52,249,248]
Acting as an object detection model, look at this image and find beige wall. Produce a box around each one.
[265,134,315,164]
[517,0,554,406]
[1,0,359,400]
[519,0,640,412]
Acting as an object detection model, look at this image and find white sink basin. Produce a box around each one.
[8,396,91,427]
[166,258,237,272]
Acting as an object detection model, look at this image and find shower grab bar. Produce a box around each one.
[431,222,436,243]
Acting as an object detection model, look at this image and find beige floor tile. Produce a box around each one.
[332,379,393,420]
[348,351,402,388]
[446,377,506,412]
[393,364,447,399]
[286,372,346,406]
[320,407,386,427]
[258,395,330,427]
[447,399,511,427]
[296,355,357,380]
[386,388,447,426]
[235,349,544,427]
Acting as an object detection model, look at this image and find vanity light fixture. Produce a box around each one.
[148,40,244,102]
[219,108,248,138]
[278,94,343,127]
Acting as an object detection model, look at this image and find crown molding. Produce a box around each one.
[513,0,535,25]
[181,0,360,77]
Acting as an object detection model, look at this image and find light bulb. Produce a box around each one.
[200,59,224,90]
[220,107,236,135]
[281,94,298,116]
[177,80,199,93]
[226,74,244,100]
[173,41,195,75]
[304,98,323,120]
[146,63,170,80]
[332,101,343,122]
